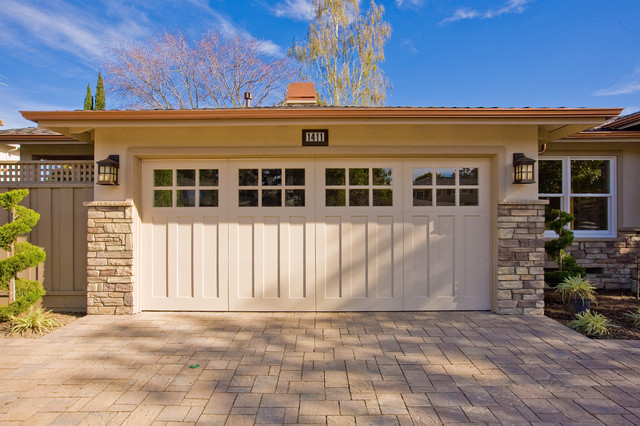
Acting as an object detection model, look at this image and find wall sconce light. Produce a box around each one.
[513,153,536,184]
[96,155,119,185]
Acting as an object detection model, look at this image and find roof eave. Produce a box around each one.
[21,107,624,123]
[557,131,640,143]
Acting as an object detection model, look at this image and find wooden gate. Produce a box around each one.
[0,161,94,312]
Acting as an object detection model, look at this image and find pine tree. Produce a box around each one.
[95,72,106,110]
[0,190,46,305]
[84,83,93,110]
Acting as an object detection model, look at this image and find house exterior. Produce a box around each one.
[540,111,640,290]
[0,127,94,311]
[16,94,631,315]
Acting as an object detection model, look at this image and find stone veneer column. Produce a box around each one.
[85,201,134,314]
[496,200,547,315]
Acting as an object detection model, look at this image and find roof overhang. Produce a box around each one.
[21,107,623,144]
[0,133,87,145]
[555,130,640,143]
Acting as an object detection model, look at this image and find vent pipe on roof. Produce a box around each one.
[244,92,252,108]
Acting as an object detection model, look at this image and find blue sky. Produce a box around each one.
[1,0,639,129]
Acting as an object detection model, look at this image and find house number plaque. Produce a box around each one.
[302,129,329,146]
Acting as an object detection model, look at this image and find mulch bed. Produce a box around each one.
[545,288,640,340]
[0,311,83,339]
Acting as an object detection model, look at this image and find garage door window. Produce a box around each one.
[325,167,393,207]
[239,168,305,207]
[153,168,219,207]
[412,167,479,207]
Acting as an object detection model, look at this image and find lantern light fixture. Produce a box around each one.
[513,153,536,184]
[96,155,120,185]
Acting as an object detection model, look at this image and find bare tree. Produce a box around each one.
[291,0,391,106]
[103,31,298,109]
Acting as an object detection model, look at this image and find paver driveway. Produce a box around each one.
[2,312,640,425]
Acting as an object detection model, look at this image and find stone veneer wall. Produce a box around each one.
[549,229,640,290]
[496,200,547,315]
[85,201,134,314]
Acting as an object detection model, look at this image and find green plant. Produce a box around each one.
[555,275,597,303]
[0,189,46,304]
[544,209,586,286]
[95,72,105,110]
[624,308,640,328]
[568,310,618,337]
[84,83,93,110]
[9,306,61,335]
[0,279,46,321]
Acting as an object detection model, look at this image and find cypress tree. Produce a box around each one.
[84,83,93,110]
[95,72,106,110]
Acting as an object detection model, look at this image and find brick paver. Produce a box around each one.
[1,311,640,424]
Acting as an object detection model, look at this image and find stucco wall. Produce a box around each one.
[91,123,541,203]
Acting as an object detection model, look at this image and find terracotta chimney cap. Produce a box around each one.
[286,83,317,105]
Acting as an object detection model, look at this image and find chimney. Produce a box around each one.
[285,83,317,105]
[244,92,252,108]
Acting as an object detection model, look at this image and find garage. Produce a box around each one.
[140,158,491,311]
[24,105,620,315]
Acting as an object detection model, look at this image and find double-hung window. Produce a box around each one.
[538,156,616,238]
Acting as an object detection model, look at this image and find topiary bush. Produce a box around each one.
[544,208,586,286]
[0,279,46,321]
[0,189,46,321]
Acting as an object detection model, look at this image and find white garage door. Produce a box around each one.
[141,161,229,310]
[140,159,491,311]
[228,160,316,311]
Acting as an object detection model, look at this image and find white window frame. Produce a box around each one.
[539,156,617,239]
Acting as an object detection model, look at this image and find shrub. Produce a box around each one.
[0,189,46,311]
[624,308,640,328]
[555,275,597,303]
[0,279,46,322]
[568,310,617,337]
[9,306,61,335]
[544,209,586,286]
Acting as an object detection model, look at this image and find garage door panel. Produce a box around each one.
[176,217,194,298]
[234,216,255,299]
[433,215,455,299]
[371,216,395,299]
[150,216,168,299]
[318,217,342,299]
[282,216,307,299]
[316,160,404,311]
[349,217,368,299]
[258,217,280,298]
[463,215,491,302]
[403,160,491,311]
[229,161,315,311]
[141,161,229,311]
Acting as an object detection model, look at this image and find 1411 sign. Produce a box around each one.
[302,129,329,146]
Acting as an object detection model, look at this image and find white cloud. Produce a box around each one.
[593,66,640,96]
[2,1,103,60]
[441,0,533,24]
[622,106,640,115]
[178,0,286,56]
[401,39,418,54]
[273,0,315,21]
[396,0,424,8]
[0,0,155,65]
